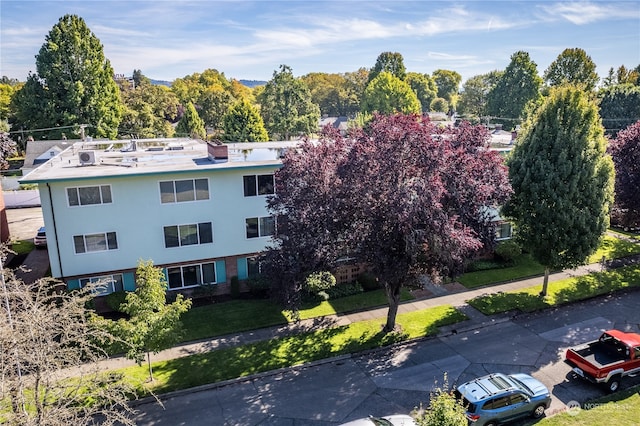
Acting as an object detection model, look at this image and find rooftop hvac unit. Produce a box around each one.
[78,151,95,165]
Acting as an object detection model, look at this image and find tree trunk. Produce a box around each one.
[146,351,154,382]
[540,267,550,297]
[383,284,401,333]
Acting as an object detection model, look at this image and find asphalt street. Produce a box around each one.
[132,289,640,426]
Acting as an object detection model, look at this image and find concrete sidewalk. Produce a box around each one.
[97,255,638,373]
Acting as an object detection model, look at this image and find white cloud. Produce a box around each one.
[539,1,639,25]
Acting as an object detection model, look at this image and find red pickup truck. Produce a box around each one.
[565,329,640,393]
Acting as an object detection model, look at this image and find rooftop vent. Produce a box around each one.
[78,151,95,165]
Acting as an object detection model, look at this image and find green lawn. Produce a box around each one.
[458,235,640,289]
[180,288,414,342]
[121,304,466,396]
[468,263,640,315]
[533,384,640,426]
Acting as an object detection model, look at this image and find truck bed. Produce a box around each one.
[569,341,628,370]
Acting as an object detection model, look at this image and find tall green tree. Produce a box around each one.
[112,260,191,381]
[598,83,640,136]
[368,51,407,83]
[10,15,122,139]
[361,71,421,115]
[503,86,615,296]
[406,72,438,113]
[258,65,320,140]
[457,71,503,121]
[544,48,599,92]
[222,99,269,142]
[118,71,179,138]
[175,101,206,139]
[487,51,542,130]
[432,69,462,108]
[301,72,359,117]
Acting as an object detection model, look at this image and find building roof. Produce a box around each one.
[20,138,301,184]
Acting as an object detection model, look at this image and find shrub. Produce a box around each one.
[326,282,364,298]
[467,260,503,272]
[305,271,336,293]
[105,291,128,312]
[230,276,240,299]
[415,375,467,426]
[494,239,522,263]
[357,272,381,291]
[246,275,270,299]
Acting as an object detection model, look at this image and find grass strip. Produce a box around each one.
[538,384,640,425]
[468,264,640,315]
[121,304,467,396]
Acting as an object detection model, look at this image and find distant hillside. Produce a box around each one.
[150,79,172,87]
[239,79,267,88]
[149,79,266,88]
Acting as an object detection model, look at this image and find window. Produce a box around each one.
[483,396,510,410]
[243,174,274,197]
[495,222,512,240]
[247,257,262,277]
[510,393,527,404]
[245,216,275,238]
[67,185,112,206]
[167,262,216,289]
[164,222,213,248]
[160,178,209,203]
[80,274,124,295]
[74,232,118,254]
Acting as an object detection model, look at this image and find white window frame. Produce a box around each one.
[66,185,112,207]
[243,174,275,197]
[495,222,513,240]
[80,274,124,295]
[163,222,214,248]
[73,232,118,254]
[245,216,275,239]
[159,178,209,204]
[167,262,217,290]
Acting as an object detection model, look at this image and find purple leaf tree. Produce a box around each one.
[265,114,511,332]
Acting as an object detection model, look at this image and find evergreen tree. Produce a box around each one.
[11,15,122,139]
[222,99,269,142]
[258,65,320,140]
[598,83,640,136]
[503,86,615,296]
[361,72,421,115]
[175,101,206,139]
[544,48,599,92]
[487,51,543,129]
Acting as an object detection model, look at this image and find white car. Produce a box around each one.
[339,414,417,426]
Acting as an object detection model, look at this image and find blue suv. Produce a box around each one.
[455,373,551,426]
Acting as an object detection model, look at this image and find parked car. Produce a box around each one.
[34,226,47,247]
[339,414,417,426]
[565,329,640,393]
[455,372,551,426]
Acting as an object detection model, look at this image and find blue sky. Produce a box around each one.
[1,1,639,84]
